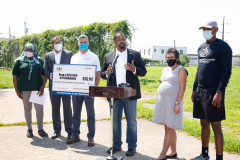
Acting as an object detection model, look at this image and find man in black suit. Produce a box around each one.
[101,32,147,156]
[44,36,73,140]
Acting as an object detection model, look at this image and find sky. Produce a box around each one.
[1,0,240,55]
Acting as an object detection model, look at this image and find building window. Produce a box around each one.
[180,50,183,54]
[154,49,156,52]
[148,49,151,55]
[161,49,164,54]
[144,50,145,55]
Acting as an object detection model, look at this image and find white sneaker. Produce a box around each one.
[190,154,210,160]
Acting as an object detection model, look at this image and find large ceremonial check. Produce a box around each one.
[51,64,96,96]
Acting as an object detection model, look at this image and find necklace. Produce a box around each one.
[205,39,216,49]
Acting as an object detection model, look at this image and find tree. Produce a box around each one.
[0,20,135,68]
[180,54,190,67]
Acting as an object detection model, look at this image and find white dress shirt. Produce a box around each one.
[54,50,62,64]
[115,48,128,86]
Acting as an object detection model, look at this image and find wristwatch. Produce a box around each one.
[216,90,222,94]
[175,102,179,105]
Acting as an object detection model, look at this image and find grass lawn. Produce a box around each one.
[1,66,239,153]
[0,69,14,89]
[136,66,240,153]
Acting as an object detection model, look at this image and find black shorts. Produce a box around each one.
[193,87,225,122]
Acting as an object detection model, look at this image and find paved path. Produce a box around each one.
[0,88,239,160]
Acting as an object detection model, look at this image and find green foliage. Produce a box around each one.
[180,54,190,67]
[0,20,135,68]
[0,39,19,67]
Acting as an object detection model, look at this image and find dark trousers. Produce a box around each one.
[72,96,95,138]
[50,93,73,133]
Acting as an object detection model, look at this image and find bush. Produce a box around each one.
[180,54,190,67]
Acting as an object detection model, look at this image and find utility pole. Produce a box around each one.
[220,16,229,41]
[9,27,11,39]
[222,16,225,40]
[174,40,176,49]
[24,22,27,36]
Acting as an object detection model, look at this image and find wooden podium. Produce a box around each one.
[89,86,136,99]
[89,86,136,160]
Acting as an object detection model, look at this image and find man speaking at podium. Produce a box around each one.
[101,32,147,156]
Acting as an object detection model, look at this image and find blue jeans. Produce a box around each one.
[110,98,137,149]
[72,96,95,138]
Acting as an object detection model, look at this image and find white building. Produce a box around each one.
[0,37,10,40]
[233,56,240,66]
[138,46,187,61]
[188,54,198,65]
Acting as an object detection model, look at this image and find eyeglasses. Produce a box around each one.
[166,57,176,60]
[53,41,62,44]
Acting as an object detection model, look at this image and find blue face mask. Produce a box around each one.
[203,30,214,40]
[79,43,88,51]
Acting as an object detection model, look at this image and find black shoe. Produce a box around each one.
[107,147,122,154]
[126,148,136,156]
[27,129,33,138]
[38,129,48,137]
[167,153,177,159]
[51,132,61,139]
[67,132,72,139]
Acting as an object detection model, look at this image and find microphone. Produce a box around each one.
[112,54,119,67]
[107,54,119,83]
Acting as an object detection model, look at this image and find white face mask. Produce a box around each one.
[203,30,215,40]
[24,51,34,57]
[54,44,63,51]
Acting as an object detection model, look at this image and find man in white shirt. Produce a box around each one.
[101,32,147,156]
[44,36,73,140]
[67,35,100,147]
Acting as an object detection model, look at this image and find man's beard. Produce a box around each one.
[119,43,126,49]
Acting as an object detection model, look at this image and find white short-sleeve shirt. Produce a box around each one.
[70,50,101,71]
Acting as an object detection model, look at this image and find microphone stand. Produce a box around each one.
[97,54,123,160]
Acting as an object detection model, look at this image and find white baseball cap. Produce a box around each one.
[199,20,218,30]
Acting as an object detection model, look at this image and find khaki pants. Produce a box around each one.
[22,91,43,130]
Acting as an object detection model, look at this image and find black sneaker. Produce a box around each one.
[107,147,122,154]
[27,129,33,138]
[38,129,48,137]
[190,154,210,160]
[126,148,136,156]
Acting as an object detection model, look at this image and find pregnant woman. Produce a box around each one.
[152,48,187,160]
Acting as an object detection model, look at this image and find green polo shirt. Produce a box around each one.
[12,58,44,92]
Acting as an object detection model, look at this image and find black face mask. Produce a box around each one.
[166,59,176,67]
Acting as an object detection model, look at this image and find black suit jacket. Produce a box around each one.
[101,48,147,100]
[44,49,73,91]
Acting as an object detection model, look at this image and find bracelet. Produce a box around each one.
[175,102,179,105]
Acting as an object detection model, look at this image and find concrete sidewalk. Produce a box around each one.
[0,88,239,160]
[0,88,110,123]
